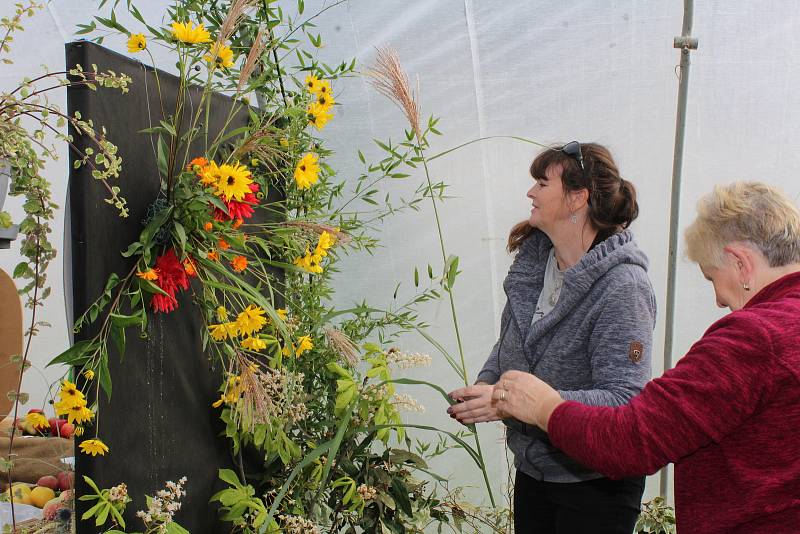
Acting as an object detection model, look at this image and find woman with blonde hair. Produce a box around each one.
[480,182,800,532]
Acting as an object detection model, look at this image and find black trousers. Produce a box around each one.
[514,470,645,534]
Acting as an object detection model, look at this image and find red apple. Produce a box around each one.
[48,418,67,436]
[36,475,59,490]
[27,408,44,414]
[56,471,74,491]
[58,423,75,439]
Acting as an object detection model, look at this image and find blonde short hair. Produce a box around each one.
[684,181,800,268]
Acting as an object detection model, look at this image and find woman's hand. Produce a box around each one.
[447,383,503,424]
[492,370,564,430]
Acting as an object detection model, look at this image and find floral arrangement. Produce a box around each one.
[2,0,511,532]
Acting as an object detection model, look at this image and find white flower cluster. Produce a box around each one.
[278,514,320,534]
[136,476,187,532]
[392,393,425,413]
[385,349,432,369]
[260,369,309,423]
[108,482,129,504]
[357,484,378,501]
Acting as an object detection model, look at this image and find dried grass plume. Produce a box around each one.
[324,326,359,366]
[367,46,421,140]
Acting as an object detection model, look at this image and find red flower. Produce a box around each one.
[213,183,260,222]
[150,248,190,313]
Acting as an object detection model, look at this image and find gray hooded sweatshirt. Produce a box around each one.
[478,229,656,482]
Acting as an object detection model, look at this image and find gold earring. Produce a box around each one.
[743,283,750,291]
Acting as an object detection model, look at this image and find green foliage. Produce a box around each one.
[636,497,677,534]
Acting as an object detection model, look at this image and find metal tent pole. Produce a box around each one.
[660,0,699,499]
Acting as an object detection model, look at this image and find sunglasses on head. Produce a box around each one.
[560,140,591,203]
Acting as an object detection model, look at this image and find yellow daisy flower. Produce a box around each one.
[241,336,267,351]
[276,308,287,321]
[79,438,109,456]
[170,21,212,44]
[74,426,85,437]
[66,405,94,425]
[295,335,313,356]
[57,380,86,409]
[214,162,253,202]
[204,42,234,68]
[236,305,267,336]
[216,306,228,321]
[307,101,333,130]
[127,33,147,53]
[25,412,49,431]
[304,74,321,93]
[293,153,320,190]
[316,92,335,110]
[209,322,237,342]
[83,369,95,380]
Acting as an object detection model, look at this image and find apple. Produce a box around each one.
[36,475,59,490]
[56,471,74,491]
[58,423,75,439]
[48,418,67,436]
[27,408,44,414]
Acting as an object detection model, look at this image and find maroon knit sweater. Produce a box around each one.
[548,271,800,533]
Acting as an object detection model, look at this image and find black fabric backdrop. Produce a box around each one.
[66,41,283,533]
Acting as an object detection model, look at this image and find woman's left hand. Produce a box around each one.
[493,370,565,430]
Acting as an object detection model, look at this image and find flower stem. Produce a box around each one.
[418,144,496,506]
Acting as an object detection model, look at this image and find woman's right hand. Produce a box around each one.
[447,383,504,424]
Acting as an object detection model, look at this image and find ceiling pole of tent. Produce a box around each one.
[660,0,699,499]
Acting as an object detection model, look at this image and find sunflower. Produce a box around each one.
[293,153,320,190]
[307,102,333,130]
[205,42,235,68]
[127,33,147,53]
[214,163,253,202]
[80,438,109,457]
[241,336,267,351]
[170,21,212,44]
[235,305,267,336]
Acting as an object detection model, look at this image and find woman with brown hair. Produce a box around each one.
[449,142,656,532]
[488,182,800,533]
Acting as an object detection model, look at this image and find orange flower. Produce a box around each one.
[188,157,209,172]
[204,222,213,232]
[136,268,159,281]
[231,255,247,272]
[207,250,219,261]
[232,218,243,229]
[218,239,230,250]
[183,257,197,277]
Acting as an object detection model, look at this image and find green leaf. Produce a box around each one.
[391,478,413,517]
[47,340,93,367]
[218,468,242,488]
[446,254,459,289]
[173,222,187,253]
[139,206,173,248]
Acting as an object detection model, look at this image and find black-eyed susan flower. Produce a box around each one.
[295,335,313,356]
[241,336,266,351]
[307,102,333,130]
[213,163,253,202]
[293,153,320,190]
[170,21,211,44]
[204,42,234,68]
[127,33,147,53]
[79,438,109,456]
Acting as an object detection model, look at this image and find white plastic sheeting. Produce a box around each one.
[4,0,800,505]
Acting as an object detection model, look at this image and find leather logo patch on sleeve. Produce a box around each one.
[629,341,644,363]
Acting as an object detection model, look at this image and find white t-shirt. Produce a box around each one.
[531,247,565,325]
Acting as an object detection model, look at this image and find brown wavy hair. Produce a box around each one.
[507,143,639,252]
